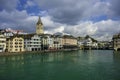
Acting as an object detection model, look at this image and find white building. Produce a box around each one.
[24,34,42,51]
[4,32,14,38]
[0,34,6,52]
[84,38,93,46]
[0,28,27,38]
[51,35,63,50]
[41,34,63,50]
[41,34,51,50]
[92,42,98,48]
[77,38,84,46]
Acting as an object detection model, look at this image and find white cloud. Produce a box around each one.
[25,0,35,8]
[41,16,64,33]
[0,9,117,41]
[0,0,19,12]
[0,10,64,34]
[34,0,111,24]
[0,10,37,33]
[64,19,120,40]
[0,0,120,41]
[54,26,64,33]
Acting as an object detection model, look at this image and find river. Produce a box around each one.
[0,50,120,80]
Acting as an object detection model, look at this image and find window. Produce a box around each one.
[15,49,18,51]
[19,42,22,44]
[19,46,22,48]
[19,40,22,41]
[15,46,18,48]
[15,42,18,44]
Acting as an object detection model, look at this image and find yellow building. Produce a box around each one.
[0,34,6,52]
[36,16,44,34]
[6,36,24,52]
[62,35,77,49]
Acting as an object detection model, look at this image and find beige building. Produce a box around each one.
[36,16,44,34]
[113,33,120,51]
[6,36,24,52]
[62,35,77,49]
[0,34,6,52]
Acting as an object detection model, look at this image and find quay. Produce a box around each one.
[0,49,78,56]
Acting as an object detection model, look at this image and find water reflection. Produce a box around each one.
[0,51,85,68]
[0,51,70,65]
[0,50,115,65]
[0,50,119,80]
[113,51,120,61]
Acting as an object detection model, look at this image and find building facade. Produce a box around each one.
[84,38,93,47]
[77,37,85,49]
[50,35,63,50]
[24,34,42,51]
[62,35,77,49]
[40,34,63,50]
[41,34,51,50]
[6,36,24,52]
[113,33,120,51]
[36,16,44,34]
[0,34,6,52]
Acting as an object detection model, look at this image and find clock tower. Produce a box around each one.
[36,16,44,34]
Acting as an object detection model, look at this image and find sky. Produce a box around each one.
[0,0,120,41]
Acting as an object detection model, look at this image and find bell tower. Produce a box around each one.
[36,16,44,34]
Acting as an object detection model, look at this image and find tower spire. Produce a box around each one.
[36,16,44,34]
[37,16,42,25]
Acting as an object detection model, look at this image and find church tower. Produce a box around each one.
[36,16,44,34]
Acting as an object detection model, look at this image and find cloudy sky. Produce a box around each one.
[0,0,120,40]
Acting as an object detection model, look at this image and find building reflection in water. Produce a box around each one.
[0,50,115,69]
[0,51,83,67]
[0,52,66,65]
[113,51,120,61]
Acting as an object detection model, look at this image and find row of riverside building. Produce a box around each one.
[0,16,119,53]
[0,34,78,52]
[0,17,78,52]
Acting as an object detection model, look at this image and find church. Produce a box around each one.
[36,16,44,34]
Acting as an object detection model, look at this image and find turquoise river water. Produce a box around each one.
[0,50,120,80]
